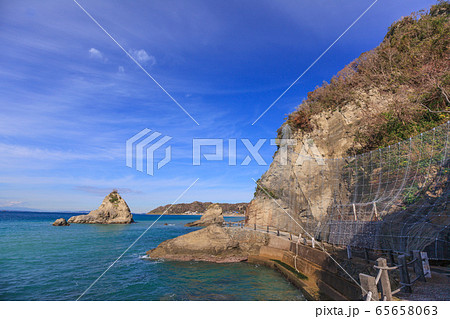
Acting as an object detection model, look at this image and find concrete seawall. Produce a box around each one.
[248,233,361,301]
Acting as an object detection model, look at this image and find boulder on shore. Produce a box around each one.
[185,203,224,227]
[147,225,269,262]
[53,218,70,226]
[68,191,134,224]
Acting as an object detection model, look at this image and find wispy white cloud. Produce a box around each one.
[75,185,141,195]
[88,47,107,61]
[129,49,156,66]
[0,143,119,161]
[0,200,23,207]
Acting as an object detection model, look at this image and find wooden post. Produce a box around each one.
[347,245,352,259]
[254,223,256,230]
[353,203,357,221]
[311,238,315,248]
[412,250,426,282]
[289,232,292,241]
[377,258,393,301]
[359,273,379,301]
[277,229,280,236]
[398,255,412,293]
[267,225,269,233]
[298,233,302,243]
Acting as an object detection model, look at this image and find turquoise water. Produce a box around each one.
[0,212,304,301]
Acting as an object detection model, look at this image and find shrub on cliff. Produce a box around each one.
[287,1,450,153]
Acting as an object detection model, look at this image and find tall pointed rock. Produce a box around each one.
[68,190,134,224]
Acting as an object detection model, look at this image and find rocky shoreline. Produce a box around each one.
[147,225,269,263]
[147,203,262,262]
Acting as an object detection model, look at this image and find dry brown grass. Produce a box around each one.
[286,1,450,154]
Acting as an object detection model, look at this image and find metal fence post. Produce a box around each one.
[412,250,426,282]
[421,252,431,279]
[347,245,352,260]
[364,248,370,263]
[398,255,412,293]
[388,250,395,266]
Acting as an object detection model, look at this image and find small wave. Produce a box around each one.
[139,255,151,260]
[139,255,164,263]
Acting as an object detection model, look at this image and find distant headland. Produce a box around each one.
[147,201,247,216]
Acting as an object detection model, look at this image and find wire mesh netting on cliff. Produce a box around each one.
[259,121,450,260]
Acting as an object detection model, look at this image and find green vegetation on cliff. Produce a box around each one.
[285,1,450,154]
[147,201,248,215]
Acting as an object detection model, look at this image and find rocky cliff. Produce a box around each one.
[68,191,134,224]
[247,2,450,235]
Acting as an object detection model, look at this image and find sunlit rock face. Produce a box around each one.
[68,191,134,224]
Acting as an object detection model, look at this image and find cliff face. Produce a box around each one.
[247,101,372,229]
[247,88,398,229]
[247,2,450,236]
[68,191,134,224]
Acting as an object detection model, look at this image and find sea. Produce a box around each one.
[0,211,305,301]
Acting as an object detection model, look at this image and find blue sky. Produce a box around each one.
[0,0,437,212]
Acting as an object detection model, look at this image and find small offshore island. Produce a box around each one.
[53,190,134,225]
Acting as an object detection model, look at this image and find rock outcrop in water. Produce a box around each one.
[147,225,269,262]
[52,218,70,226]
[68,191,134,224]
[185,203,224,227]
